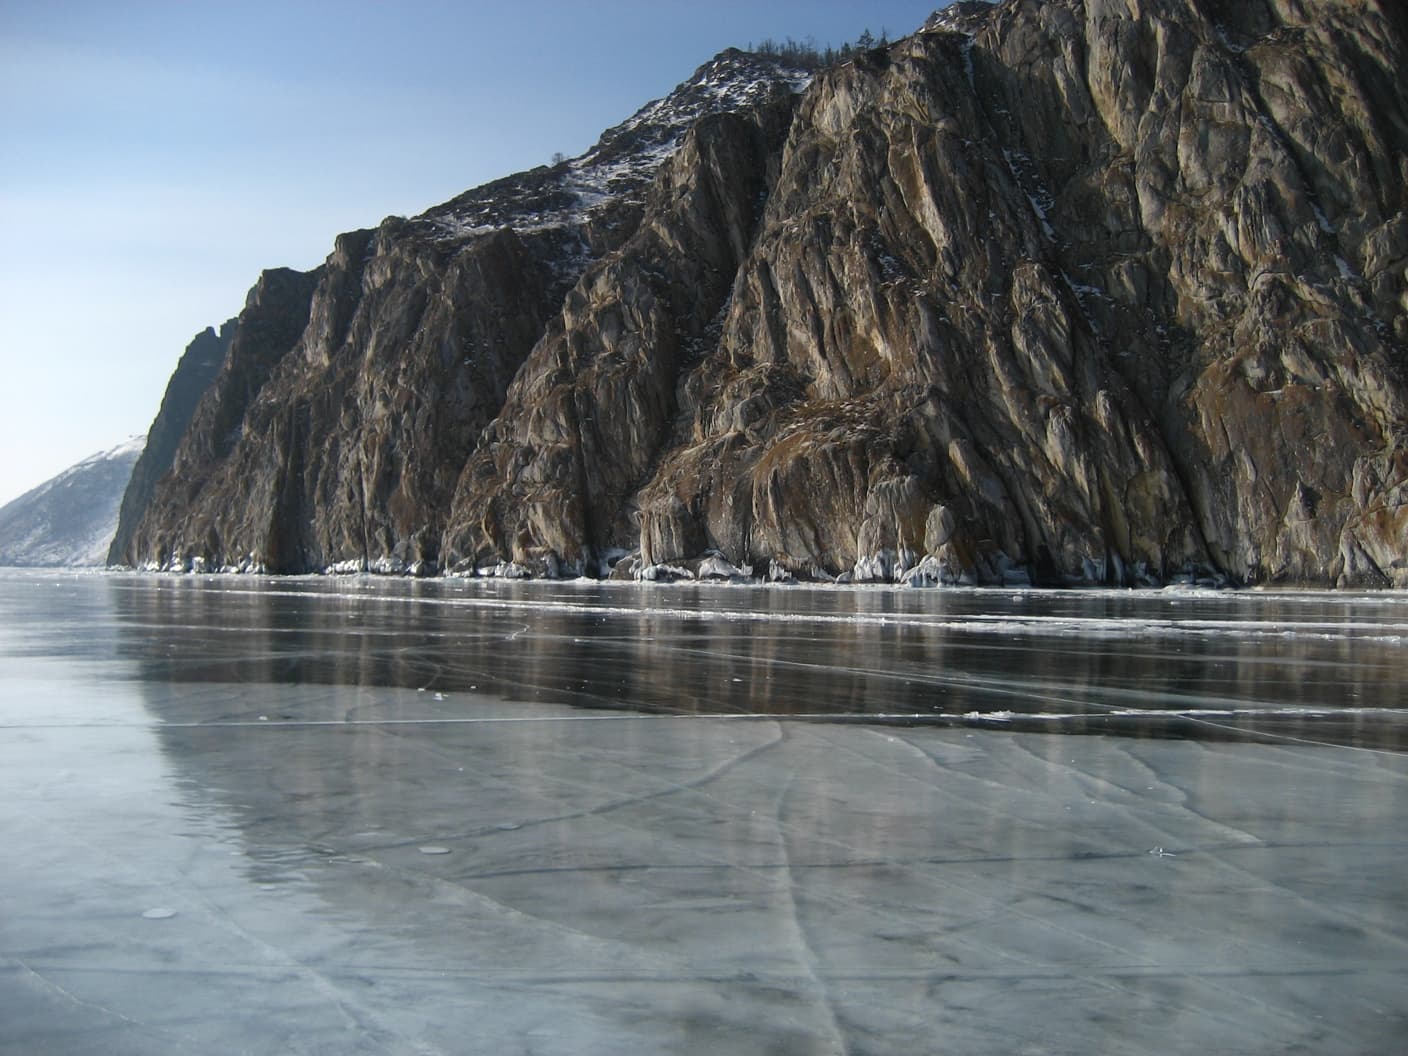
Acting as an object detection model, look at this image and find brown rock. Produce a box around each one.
[130,5,1408,588]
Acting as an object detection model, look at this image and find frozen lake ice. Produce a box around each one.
[1,569,1406,1054]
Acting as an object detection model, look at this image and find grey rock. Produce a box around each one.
[127,51,812,576]
[108,321,233,566]
[129,4,1408,587]
[631,0,1408,587]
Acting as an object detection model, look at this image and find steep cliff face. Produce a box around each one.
[130,1,1408,586]
[123,50,812,574]
[129,225,569,573]
[453,0,1408,587]
[439,94,802,574]
[127,266,325,570]
[109,321,233,565]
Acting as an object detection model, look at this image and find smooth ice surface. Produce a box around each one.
[1,570,1406,1055]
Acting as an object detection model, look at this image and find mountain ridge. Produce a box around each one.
[116,47,815,576]
[0,436,145,567]
[114,0,1408,587]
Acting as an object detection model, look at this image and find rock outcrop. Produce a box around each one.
[108,321,233,565]
[119,50,812,575]
[124,2,1408,587]
[439,94,801,575]
[0,437,145,567]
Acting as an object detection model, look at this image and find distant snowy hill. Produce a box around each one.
[0,437,145,567]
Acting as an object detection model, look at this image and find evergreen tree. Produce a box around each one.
[745,24,890,71]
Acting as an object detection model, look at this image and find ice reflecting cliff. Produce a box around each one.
[110,574,1408,746]
[2,570,1406,1055]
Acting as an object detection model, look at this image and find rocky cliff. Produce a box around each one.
[119,50,810,575]
[123,0,1408,587]
[0,437,145,567]
[108,321,233,565]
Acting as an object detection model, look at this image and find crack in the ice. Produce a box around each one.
[828,728,1338,1034]
[771,763,853,1056]
[12,956,195,1044]
[1003,736,1265,848]
[291,726,800,962]
[135,859,453,1056]
[372,718,788,852]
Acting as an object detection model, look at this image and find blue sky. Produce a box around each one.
[0,0,947,506]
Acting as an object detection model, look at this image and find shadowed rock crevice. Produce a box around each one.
[439,96,803,575]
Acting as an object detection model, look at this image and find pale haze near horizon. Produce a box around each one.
[0,0,947,508]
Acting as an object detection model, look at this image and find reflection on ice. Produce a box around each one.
[1,570,1406,1055]
[100,573,1408,750]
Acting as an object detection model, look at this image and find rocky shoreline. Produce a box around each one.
[112,0,1408,590]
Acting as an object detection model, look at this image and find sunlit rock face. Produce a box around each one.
[120,51,811,576]
[438,96,802,576]
[125,1,1408,586]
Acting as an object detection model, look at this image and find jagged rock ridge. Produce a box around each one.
[122,1,1408,587]
[0,437,145,567]
[117,49,813,575]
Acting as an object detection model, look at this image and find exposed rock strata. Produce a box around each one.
[439,97,801,574]
[108,321,233,566]
[125,3,1408,587]
[128,266,326,571]
[120,51,812,575]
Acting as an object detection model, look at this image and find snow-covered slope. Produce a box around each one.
[421,49,811,241]
[0,436,145,567]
